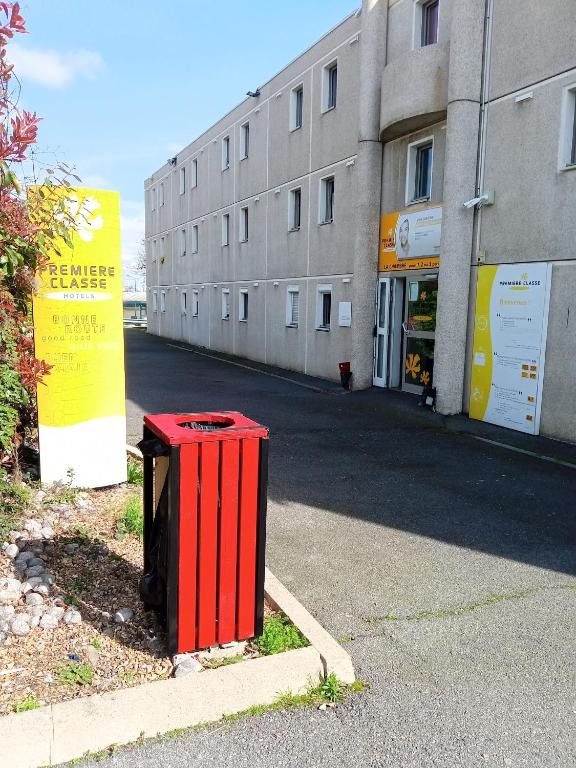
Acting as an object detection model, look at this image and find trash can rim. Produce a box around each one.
[144,412,268,445]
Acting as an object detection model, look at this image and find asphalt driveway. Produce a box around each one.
[96,329,576,767]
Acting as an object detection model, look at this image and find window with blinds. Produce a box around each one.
[286,287,299,327]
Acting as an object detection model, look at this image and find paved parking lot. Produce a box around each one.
[103,329,576,767]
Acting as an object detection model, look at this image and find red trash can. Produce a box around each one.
[138,412,269,654]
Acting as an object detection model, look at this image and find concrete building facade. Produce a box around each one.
[145,0,576,445]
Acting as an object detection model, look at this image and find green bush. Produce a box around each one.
[254,615,308,656]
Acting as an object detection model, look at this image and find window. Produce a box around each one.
[290,85,304,130]
[191,225,199,254]
[191,158,198,188]
[152,239,157,262]
[222,136,230,170]
[180,291,187,314]
[323,61,338,111]
[160,291,166,313]
[192,290,199,317]
[152,291,158,312]
[316,285,332,330]
[560,85,576,168]
[160,182,165,207]
[222,213,230,246]
[289,188,302,231]
[180,228,186,257]
[420,0,439,47]
[241,122,250,159]
[160,236,165,259]
[286,287,300,327]
[151,188,156,211]
[320,176,334,224]
[407,138,433,203]
[179,167,186,194]
[240,206,249,242]
[239,289,248,321]
[222,289,230,320]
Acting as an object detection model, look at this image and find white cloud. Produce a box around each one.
[120,200,145,287]
[9,43,104,89]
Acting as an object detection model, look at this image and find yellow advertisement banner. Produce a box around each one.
[32,188,126,487]
[469,263,551,435]
[379,206,442,272]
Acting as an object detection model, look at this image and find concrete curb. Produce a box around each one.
[0,571,353,768]
[264,568,355,684]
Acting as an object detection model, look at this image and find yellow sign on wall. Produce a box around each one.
[469,263,551,435]
[379,206,442,272]
[32,188,127,487]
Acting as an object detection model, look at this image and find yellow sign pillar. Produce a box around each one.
[32,188,127,487]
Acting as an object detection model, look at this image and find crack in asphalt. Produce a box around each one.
[359,583,576,627]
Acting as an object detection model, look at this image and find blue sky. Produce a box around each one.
[12,0,358,283]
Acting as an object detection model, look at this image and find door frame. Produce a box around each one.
[401,274,438,394]
[373,277,391,387]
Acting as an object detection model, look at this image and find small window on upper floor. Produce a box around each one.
[416,0,439,48]
[191,158,198,188]
[152,239,157,263]
[560,85,576,169]
[239,206,249,242]
[241,122,250,159]
[319,176,335,224]
[290,85,304,130]
[322,61,338,112]
[180,228,186,257]
[222,136,230,170]
[179,167,186,195]
[159,182,165,207]
[192,290,199,318]
[151,188,156,211]
[222,213,230,246]
[289,188,302,231]
[406,137,433,204]
[191,225,199,254]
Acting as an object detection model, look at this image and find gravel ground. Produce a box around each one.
[0,483,173,713]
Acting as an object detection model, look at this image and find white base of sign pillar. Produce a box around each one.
[38,416,127,488]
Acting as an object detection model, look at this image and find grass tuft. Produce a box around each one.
[127,458,144,486]
[117,496,143,540]
[13,693,40,713]
[58,662,93,687]
[253,614,308,656]
[0,469,30,539]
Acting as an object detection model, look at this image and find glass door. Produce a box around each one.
[373,277,391,387]
[402,276,438,393]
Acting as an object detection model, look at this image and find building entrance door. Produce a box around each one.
[373,277,391,387]
[401,276,438,394]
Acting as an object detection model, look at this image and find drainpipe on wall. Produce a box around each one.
[350,0,387,390]
[433,0,488,415]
